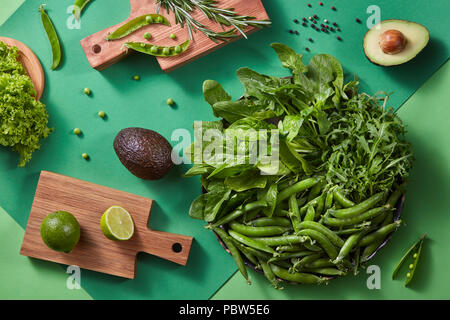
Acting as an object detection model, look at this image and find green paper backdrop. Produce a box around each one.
[0,0,449,299]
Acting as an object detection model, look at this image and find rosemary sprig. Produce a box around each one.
[156,0,272,42]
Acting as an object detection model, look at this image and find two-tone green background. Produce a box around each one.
[0,0,449,300]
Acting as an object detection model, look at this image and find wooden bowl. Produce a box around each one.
[0,37,45,100]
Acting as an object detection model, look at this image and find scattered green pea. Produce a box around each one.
[82,153,89,160]
[73,128,81,135]
[166,98,175,106]
[144,32,151,40]
[98,111,106,118]
[170,33,176,39]
[84,87,91,95]
[133,75,140,81]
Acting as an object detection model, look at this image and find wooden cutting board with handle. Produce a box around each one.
[80,0,269,72]
[0,36,44,100]
[20,171,194,279]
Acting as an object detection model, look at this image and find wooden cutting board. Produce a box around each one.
[0,36,44,100]
[20,171,194,279]
[80,0,269,72]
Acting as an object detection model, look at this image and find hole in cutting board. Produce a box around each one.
[172,243,182,253]
[92,44,102,54]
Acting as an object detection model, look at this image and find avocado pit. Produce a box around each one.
[379,29,407,55]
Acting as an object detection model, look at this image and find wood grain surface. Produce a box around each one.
[80,0,269,72]
[0,36,44,100]
[20,171,193,279]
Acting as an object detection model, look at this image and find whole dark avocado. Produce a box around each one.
[113,127,173,180]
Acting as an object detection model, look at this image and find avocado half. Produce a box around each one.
[363,19,429,66]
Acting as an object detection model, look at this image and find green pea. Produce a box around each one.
[98,111,106,118]
[174,45,182,53]
[413,253,418,259]
[144,32,151,40]
[140,43,146,48]
[162,47,170,55]
[406,272,411,278]
[150,46,159,54]
[82,153,89,160]
[145,16,153,23]
[133,75,140,81]
[170,33,176,39]
[84,87,91,95]
[73,128,81,135]
[166,98,175,106]
[409,264,414,269]
[156,16,163,23]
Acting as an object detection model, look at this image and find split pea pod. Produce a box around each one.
[358,220,402,247]
[297,221,344,248]
[328,192,386,219]
[73,0,91,21]
[323,206,389,227]
[229,221,290,237]
[214,228,250,284]
[40,5,62,70]
[270,264,327,284]
[247,217,292,228]
[277,177,321,203]
[124,39,190,57]
[228,229,277,255]
[297,229,338,259]
[107,14,170,40]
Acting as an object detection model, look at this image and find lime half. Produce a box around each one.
[100,206,135,241]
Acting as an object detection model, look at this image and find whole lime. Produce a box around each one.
[40,211,81,253]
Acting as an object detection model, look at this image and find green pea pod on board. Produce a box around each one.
[106,14,171,40]
[392,234,426,286]
[39,5,62,70]
[124,40,190,57]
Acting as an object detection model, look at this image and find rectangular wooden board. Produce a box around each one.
[20,171,193,279]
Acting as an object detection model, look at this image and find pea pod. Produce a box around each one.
[288,194,301,232]
[258,257,280,289]
[228,229,277,255]
[124,40,190,57]
[268,251,314,263]
[333,229,372,264]
[250,234,304,247]
[230,238,260,267]
[304,205,315,221]
[333,189,355,208]
[229,221,290,237]
[292,253,323,271]
[277,177,321,203]
[386,183,406,209]
[358,220,401,247]
[214,228,250,284]
[270,264,327,284]
[107,14,171,40]
[300,267,346,276]
[209,200,267,228]
[39,5,62,70]
[73,0,91,21]
[323,206,389,227]
[392,234,426,287]
[297,229,338,259]
[247,217,292,228]
[328,192,385,219]
[298,221,345,248]
[303,257,335,268]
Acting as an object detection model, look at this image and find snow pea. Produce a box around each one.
[106,14,170,40]
[40,5,61,70]
[124,39,190,57]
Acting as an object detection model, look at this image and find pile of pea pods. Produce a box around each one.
[210,178,404,288]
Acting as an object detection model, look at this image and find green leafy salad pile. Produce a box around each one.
[0,41,52,166]
[185,43,413,286]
